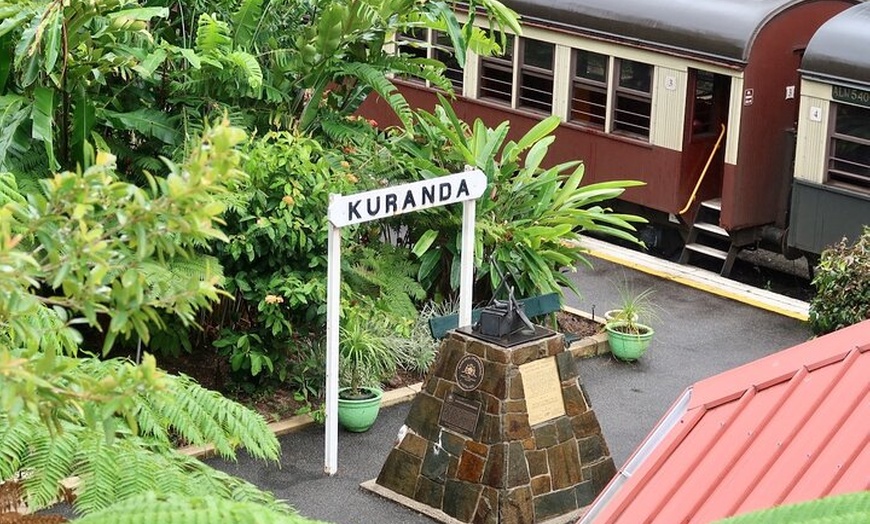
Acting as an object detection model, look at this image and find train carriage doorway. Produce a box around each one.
[681,70,731,215]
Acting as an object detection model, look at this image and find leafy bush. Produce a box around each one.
[0,122,300,521]
[206,131,352,381]
[0,0,516,179]
[809,226,870,335]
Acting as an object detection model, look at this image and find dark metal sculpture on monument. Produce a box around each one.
[466,260,555,348]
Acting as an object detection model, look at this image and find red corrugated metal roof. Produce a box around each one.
[584,319,870,524]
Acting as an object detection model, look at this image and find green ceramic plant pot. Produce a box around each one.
[605,322,654,361]
[337,387,383,432]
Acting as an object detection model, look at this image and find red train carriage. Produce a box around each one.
[790,2,870,259]
[359,0,858,275]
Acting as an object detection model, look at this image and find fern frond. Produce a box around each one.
[0,171,25,207]
[113,445,164,507]
[177,457,292,513]
[390,56,452,93]
[226,51,263,89]
[39,356,279,463]
[342,62,414,129]
[74,436,121,514]
[319,116,370,144]
[346,244,425,319]
[9,168,48,197]
[133,155,164,173]
[0,419,32,480]
[156,374,280,461]
[21,428,78,510]
[72,493,321,524]
[0,404,283,515]
[138,256,225,305]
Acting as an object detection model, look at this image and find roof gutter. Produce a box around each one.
[579,387,693,523]
[799,69,870,92]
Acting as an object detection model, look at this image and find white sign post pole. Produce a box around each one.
[324,214,341,475]
[459,198,475,327]
[324,169,486,475]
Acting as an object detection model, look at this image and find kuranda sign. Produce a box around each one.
[328,170,487,227]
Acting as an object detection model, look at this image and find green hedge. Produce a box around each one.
[809,226,870,335]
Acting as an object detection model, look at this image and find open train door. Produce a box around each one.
[680,70,731,221]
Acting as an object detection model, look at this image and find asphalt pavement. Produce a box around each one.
[205,246,812,524]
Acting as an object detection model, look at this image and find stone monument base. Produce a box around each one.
[368,329,615,524]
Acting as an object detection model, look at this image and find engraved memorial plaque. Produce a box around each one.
[455,354,484,391]
[519,357,565,426]
[439,394,482,437]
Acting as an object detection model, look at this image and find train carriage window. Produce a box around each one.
[479,35,515,104]
[613,59,652,139]
[518,39,554,113]
[396,28,429,84]
[692,71,715,135]
[571,50,608,129]
[395,29,463,92]
[828,103,870,192]
[433,31,463,92]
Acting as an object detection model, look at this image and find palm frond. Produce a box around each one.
[232,0,265,47]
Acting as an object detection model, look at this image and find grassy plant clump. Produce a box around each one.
[809,226,870,335]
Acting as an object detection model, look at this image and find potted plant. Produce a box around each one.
[604,285,657,361]
[337,307,397,432]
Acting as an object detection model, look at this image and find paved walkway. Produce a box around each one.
[206,243,812,523]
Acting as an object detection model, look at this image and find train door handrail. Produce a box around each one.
[679,124,727,215]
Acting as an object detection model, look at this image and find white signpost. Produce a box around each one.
[324,169,487,475]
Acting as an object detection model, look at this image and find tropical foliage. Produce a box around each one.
[72,493,327,524]
[0,121,245,421]
[0,122,312,521]
[1,0,523,384]
[0,0,651,520]
[809,226,870,335]
[1,361,285,515]
[0,0,519,178]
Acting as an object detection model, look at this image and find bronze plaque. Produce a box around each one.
[439,394,481,437]
[519,357,565,426]
[455,354,484,392]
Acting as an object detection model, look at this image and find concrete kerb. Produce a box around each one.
[562,305,610,358]
[579,237,810,321]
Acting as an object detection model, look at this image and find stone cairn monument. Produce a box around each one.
[369,324,616,523]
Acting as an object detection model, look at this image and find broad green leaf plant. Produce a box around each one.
[406,97,648,299]
[0,0,177,175]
